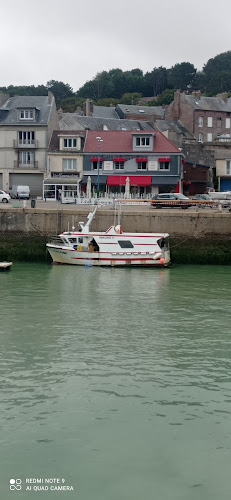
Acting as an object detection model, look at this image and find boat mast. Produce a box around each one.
[79,206,98,233]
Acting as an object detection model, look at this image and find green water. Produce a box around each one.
[1,263,231,499]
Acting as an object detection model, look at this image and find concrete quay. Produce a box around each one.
[0,202,231,238]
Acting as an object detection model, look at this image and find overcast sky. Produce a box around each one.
[1,0,231,92]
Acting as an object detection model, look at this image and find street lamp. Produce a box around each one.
[96,136,103,196]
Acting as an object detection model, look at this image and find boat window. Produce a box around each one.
[158,238,169,250]
[78,237,83,243]
[69,238,77,243]
[118,240,134,248]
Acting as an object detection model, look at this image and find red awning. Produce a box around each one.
[113,157,126,162]
[91,157,103,161]
[158,157,170,162]
[136,157,148,162]
[107,176,152,186]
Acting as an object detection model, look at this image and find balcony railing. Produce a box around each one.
[14,160,39,169]
[13,139,38,148]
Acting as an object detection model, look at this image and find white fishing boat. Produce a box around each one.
[46,207,171,267]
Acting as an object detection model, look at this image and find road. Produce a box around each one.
[1,198,230,214]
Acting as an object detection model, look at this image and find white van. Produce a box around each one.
[209,191,231,206]
[9,185,30,199]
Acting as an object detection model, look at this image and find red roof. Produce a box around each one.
[84,130,180,154]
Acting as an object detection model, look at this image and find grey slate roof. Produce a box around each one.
[92,105,119,119]
[185,95,231,111]
[59,113,155,131]
[155,120,194,139]
[116,103,165,118]
[0,95,53,125]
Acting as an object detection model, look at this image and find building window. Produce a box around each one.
[136,137,150,147]
[159,161,170,170]
[114,161,125,170]
[198,116,203,127]
[63,138,77,148]
[208,117,213,127]
[217,118,222,128]
[63,159,77,170]
[19,109,34,120]
[226,160,231,175]
[92,161,102,170]
[207,133,212,142]
[19,151,34,165]
[137,162,147,170]
[18,131,35,145]
[198,132,203,143]
[226,118,231,129]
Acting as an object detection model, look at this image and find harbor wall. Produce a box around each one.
[0,207,231,264]
[0,206,231,237]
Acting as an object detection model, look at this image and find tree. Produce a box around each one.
[147,88,175,106]
[120,92,142,105]
[59,96,85,113]
[168,62,196,91]
[77,68,144,100]
[202,51,231,94]
[94,98,119,106]
[46,80,73,105]
[145,67,168,96]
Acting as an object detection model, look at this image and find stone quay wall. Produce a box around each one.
[0,206,231,238]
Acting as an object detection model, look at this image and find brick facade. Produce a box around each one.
[165,91,231,143]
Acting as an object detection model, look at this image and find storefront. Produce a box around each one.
[43,178,80,201]
[107,175,152,196]
[81,175,108,194]
[151,176,180,194]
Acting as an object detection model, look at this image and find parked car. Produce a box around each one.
[193,194,213,201]
[0,190,11,203]
[193,193,215,207]
[151,193,193,209]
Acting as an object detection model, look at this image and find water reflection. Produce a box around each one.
[1,263,231,499]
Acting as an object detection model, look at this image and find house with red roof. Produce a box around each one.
[82,130,183,196]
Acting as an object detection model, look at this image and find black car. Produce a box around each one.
[151,193,193,209]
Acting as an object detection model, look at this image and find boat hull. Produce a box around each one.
[47,246,171,267]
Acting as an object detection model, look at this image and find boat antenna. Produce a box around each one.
[118,204,122,226]
[72,215,75,232]
[114,205,117,227]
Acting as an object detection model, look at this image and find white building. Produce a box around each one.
[0,92,58,196]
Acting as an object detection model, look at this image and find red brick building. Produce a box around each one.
[165,91,231,144]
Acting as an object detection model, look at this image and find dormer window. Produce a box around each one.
[132,132,154,150]
[136,137,150,147]
[19,109,34,120]
[63,138,77,148]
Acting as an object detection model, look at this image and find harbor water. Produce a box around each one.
[1,263,231,499]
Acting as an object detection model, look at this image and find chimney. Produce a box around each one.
[191,91,201,99]
[0,92,10,106]
[83,99,94,116]
[173,90,181,120]
[48,91,54,104]
[216,92,228,103]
